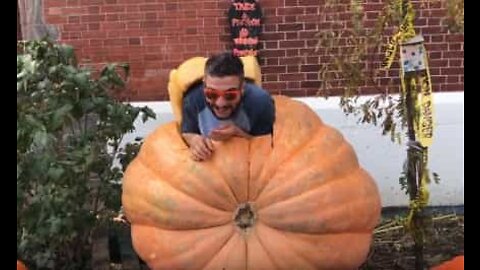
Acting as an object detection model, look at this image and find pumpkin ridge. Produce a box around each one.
[123,162,233,229]
[255,223,316,269]
[135,156,236,214]
[257,198,378,235]
[215,161,241,205]
[250,224,282,270]
[254,129,354,209]
[131,223,236,269]
[251,123,326,202]
[258,172,380,234]
[137,135,238,211]
[197,228,238,270]
[202,229,246,270]
[266,228,373,269]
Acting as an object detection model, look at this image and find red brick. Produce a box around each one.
[264,41,278,49]
[449,43,462,51]
[306,73,319,80]
[101,5,126,13]
[89,39,103,46]
[80,0,102,5]
[300,64,320,72]
[415,18,427,25]
[449,59,462,67]
[305,7,319,14]
[430,59,448,67]
[440,84,463,91]
[428,51,442,59]
[264,25,277,32]
[363,3,384,11]
[126,5,141,12]
[304,23,318,31]
[262,32,285,40]
[66,0,80,5]
[279,40,304,48]
[165,3,178,11]
[102,22,126,30]
[287,65,299,73]
[446,76,459,83]
[88,6,100,13]
[441,68,463,75]
[419,26,444,34]
[301,81,321,88]
[263,82,287,91]
[265,74,278,81]
[138,4,161,12]
[120,13,143,21]
[46,15,67,24]
[431,76,446,84]
[82,32,107,39]
[63,23,87,32]
[430,35,445,42]
[446,34,464,42]
[126,22,141,29]
[263,66,287,73]
[427,18,441,25]
[81,14,105,23]
[141,21,163,28]
[68,15,81,23]
[47,0,67,7]
[443,51,464,59]
[429,68,440,76]
[287,81,301,88]
[277,7,304,16]
[278,23,304,32]
[427,43,448,51]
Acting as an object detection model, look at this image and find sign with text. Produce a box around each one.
[228,0,262,57]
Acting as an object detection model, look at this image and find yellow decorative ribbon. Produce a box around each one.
[417,49,434,147]
[383,0,416,69]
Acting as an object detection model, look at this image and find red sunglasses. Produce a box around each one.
[203,87,241,101]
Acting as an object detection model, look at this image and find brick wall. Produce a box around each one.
[41,0,464,101]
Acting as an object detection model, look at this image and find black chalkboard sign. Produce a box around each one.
[228,0,262,57]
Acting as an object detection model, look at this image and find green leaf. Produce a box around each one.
[57,44,77,65]
[141,107,157,122]
[33,130,48,149]
[73,72,90,89]
[51,104,73,130]
[47,167,65,180]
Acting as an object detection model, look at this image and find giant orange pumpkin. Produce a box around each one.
[122,96,381,269]
[122,57,381,269]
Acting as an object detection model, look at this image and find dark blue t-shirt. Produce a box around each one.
[181,83,275,136]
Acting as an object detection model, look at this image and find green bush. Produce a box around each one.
[17,38,155,269]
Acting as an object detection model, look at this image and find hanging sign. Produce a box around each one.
[228,0,263,57]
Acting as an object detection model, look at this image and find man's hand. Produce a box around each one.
[209,123,251,141]
[182,133,215,161]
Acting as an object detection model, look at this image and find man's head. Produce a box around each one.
[203,52,244,119]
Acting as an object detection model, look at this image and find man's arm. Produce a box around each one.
[181,90,215,161]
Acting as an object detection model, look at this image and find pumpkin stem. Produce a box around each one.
[234,203,256,229]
